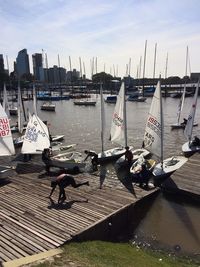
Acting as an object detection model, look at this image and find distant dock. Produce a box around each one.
[0,157,159,265]
[162,153,200,201]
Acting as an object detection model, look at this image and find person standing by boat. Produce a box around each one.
[124,146,133,167]
[84,150,98,171]
[49,171,89,203]
[42,148,52,174]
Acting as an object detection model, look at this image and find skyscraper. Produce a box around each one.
[16,49,30,77]
[32,53,43,81]
[0,54,4,73]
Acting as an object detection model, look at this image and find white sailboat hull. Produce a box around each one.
[171,122,198,130]
[98,147,129,162]
[152,156,188,178]
[182,141,200,154]
[51,151,86,169]
[116,148,150,166]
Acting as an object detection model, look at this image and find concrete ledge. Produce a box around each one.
[3,248,62,267]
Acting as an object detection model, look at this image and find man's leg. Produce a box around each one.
[69,176,89,188]
[58,186,66,203]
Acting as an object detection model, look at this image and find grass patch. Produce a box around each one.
[33,241,200,267]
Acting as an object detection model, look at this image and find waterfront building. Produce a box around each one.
[16,49,30,77]
[32,53,43,81]
[66,69,80,82]
[48,65,66,84]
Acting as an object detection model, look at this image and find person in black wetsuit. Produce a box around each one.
[84,150,98,171]
[49,171,89,203]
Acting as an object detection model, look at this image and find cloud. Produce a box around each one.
[0,0,200,78]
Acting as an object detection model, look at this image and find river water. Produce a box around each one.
[11,94,200,258]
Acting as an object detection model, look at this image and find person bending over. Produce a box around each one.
[84,150,98,171]
[49,171,89,203]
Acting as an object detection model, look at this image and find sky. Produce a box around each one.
[1,0,200,79]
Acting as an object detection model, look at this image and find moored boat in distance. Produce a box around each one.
[41,102,56,111]
[104,95,117,103]
[73,99,96,106]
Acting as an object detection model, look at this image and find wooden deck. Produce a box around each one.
[162,153,200,199]
[0,155,158,264]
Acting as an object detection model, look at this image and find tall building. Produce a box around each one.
[16,49,30,77]
[32,53,43,81]
[48,65,66,84]
[0,54,4,73]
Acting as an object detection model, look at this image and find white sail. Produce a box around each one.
[21,114,50,154]
[17,84,26,133]
[110,82,126,146]
[143,80,163,159]
[100,84,106,152]
[184,82,199,141]
[177,83,186,124]
[0,103,15,156]
[3,84,10,117]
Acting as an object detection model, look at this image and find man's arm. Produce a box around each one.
[49,186,56,197]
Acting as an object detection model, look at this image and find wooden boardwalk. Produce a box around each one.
[162,153,200,199]
[0,155,158,264]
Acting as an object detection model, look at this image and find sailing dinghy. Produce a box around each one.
[131,79,188,180]
[98,82,131,162]
[182,81,200,156]
[0,102,15,177]
[21,114,50,154]
[171,48,198,129]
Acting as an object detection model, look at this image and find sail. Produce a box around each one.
[177,83,186,124]
[0,103,15,156]
[100,84,106,152]
[17,84,26,133]
[184,82,199,141]
[110,82,126,146]
[21,114,50,154]
[143,80,163,159]
[3,84,10,117]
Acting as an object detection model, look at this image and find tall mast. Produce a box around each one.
[58,54,61,90]
[153,43,157,86]
[164,52,168,79]
[123,81,127,147]
[79,57,82,78]
[159,76,164,167]
[69,56,73,94]
[142,40,147,97]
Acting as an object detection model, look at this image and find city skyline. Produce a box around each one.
[1,0,200,78]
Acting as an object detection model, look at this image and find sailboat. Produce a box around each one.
[182,81,200,155]
[98,81,129,162]
[0,101,15,177]
[13,84,28,147]
[171,47,198,129]
[3,83,10,117]
[131,79,188,179]
[21,114,50,154]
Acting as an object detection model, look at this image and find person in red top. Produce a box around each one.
[124,146,133,166]
[49,170,89,203]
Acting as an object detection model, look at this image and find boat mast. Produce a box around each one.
[69,56,73,95]
[159,76,164,168]
[142,40,147,97]
[100,83,105,153]
[123,81,128,147]
[177,46,188,124]
[58,54,62,95]
[164,53,168,79]
[153,43,157,87]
